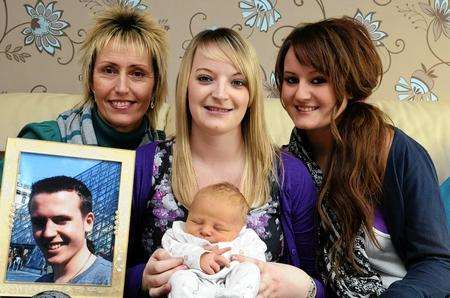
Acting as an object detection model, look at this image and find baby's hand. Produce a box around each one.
[200,247,231,274]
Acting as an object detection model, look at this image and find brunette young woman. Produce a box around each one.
[275,17,450,297]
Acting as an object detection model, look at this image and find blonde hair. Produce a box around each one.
[194,182,250,222]
[172,27,278,208]
[79,4,168,130]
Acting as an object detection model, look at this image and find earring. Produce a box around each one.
[150,96,156,109]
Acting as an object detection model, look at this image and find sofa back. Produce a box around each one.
[0,92,169,151]
[167,97,449,184]
[367,97,449,184]
[1,93,448,183]
[0,93,82,151]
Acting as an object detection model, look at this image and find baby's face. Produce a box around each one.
[185,194,244,243]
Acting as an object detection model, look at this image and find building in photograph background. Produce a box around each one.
[76,160,121,260]
[7,160,121,276]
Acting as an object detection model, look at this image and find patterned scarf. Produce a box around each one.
[56,101,163,146]
[56,101,97,145]
[286,128,385,298]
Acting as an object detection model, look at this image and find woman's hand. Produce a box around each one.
[232,255,315,298]
[141,248,187,297]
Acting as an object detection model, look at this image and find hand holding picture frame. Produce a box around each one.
[0,138,135,298]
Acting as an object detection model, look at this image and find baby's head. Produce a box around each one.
[185,182,249,243]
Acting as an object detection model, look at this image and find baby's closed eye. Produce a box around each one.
[213,225,229,232]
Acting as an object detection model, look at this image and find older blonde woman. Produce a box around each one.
[126,28,322,298]
[18,4,168,148]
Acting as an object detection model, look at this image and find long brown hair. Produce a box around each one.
[275,17,391,271]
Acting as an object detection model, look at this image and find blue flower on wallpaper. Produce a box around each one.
[21,1,69,55]
[419,0,450,40]
[395,68,438,101]
[264,71,279,98]
[239,0,281,32]
[353,9,387,45]
[120,0,147,10]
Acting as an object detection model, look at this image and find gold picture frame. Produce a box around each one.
[0,138,135,298]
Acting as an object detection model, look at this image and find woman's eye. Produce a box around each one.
[284,76,298,84]
[197,75,212,83]
[231,79,247,87]
[311,76,327,84]
[131,70,146,78]
[103,66,116,75]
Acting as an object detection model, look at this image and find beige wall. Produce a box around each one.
[0,0,449,104]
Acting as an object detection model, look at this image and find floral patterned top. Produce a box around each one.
[141,140,283,262]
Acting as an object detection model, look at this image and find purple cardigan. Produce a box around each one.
[125,142,324,297]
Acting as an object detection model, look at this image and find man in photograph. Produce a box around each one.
[28,176,112,285]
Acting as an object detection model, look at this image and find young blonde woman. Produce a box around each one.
[126,28,323,297]
[275,17,450,297]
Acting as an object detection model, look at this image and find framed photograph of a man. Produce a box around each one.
[0,138,135,298]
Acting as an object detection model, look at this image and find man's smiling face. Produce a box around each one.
[30,191,94,267]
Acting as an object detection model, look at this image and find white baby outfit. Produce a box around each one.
[162,221,267,298]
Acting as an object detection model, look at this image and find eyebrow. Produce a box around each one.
[213,219,230,226]
[194,67,244,77]
[284,69,321,76]
[52,215,72,221]
[96,61,151,69]
[30,215,72,222]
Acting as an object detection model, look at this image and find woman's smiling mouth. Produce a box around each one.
[295,105,318,112]
[204,105,233,113]
[109,100,135,110]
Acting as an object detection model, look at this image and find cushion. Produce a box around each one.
[368,97,449,184]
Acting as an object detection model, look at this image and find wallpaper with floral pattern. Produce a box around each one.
[0,0,449,102]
